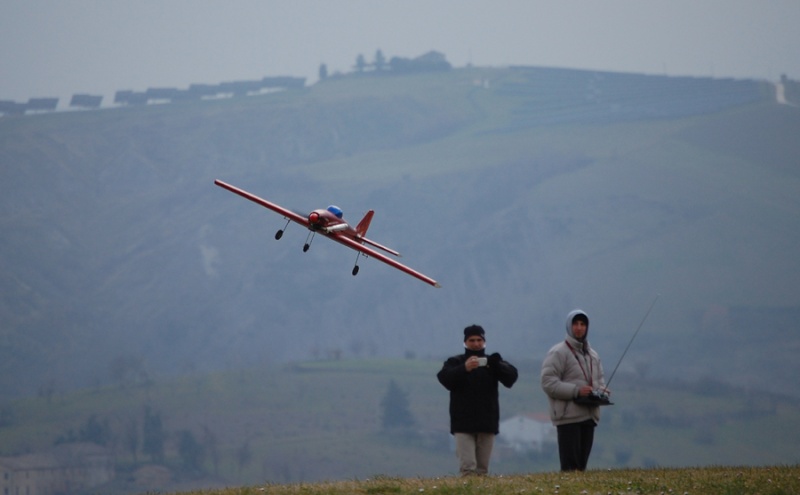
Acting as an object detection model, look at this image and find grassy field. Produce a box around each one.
[165,465,800,495]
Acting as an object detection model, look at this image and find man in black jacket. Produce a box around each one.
[437,325,518,476]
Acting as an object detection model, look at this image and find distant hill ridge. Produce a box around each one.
[3,61,789,116]
[501,66,772,128]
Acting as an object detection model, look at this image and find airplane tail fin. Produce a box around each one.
[355,210,374,237]
[355,210,401,257]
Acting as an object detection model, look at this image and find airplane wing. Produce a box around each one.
[358,236,401,257]
[214,179,309,227]
[331,234,441,288]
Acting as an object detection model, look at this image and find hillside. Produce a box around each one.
[1,359,798,493]
[1,66,799,403]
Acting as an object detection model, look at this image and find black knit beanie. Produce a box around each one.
[463,325,486,342]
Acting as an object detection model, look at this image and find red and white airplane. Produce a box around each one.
[214,179,441,288]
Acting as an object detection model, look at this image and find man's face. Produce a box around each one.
[465,336,485,351]
[571,320,588,340]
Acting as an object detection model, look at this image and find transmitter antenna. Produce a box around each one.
[605,294,659,389]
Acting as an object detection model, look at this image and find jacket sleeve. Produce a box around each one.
[437,357,466,391]
[541,347,579,400]
[489,353,518,388]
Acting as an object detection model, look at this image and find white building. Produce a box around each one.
[498,413,557,453]
[0,443,114,495]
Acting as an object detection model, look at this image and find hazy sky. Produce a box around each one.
[2,0,799,106]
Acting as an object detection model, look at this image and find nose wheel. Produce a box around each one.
[303,231,315,252]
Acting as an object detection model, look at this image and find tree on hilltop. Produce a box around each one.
[374,49,386,71]
[355,54,367,73]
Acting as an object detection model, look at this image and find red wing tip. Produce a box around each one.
[433,282,442,288]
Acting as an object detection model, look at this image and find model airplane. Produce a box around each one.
[214,179,441,288]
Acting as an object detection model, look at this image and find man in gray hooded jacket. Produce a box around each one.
[541,309,608,471]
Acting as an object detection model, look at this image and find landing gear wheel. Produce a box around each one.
[352,266,360,276]
[275,230,284,240]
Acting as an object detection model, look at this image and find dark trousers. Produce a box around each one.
[556,419,596,471]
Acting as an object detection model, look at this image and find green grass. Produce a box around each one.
[166,466,800,495]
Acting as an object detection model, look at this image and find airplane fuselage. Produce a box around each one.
[308,208,354,236]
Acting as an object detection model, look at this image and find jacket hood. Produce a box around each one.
[565,309,589,340]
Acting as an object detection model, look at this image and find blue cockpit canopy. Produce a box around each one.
[327,205,343,218]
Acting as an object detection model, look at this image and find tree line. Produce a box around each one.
[40,378,417,483]
[319,49,452,81]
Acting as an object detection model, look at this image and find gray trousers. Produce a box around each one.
[454,432,495,475]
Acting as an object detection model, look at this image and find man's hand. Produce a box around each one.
[465,356,481,372]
